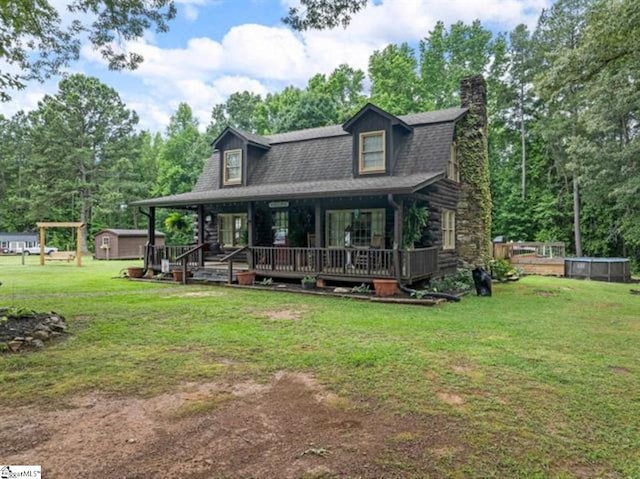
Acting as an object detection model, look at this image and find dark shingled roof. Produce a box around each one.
[133,172,445,207]
[264,107,466,144]
[0,232,38,241]
[97,229,166,237]
[133,106,467,208]
[213,126,271,149]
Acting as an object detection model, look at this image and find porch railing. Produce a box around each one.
[252,246,438,281]
[402,247,439,280]
[145,244,201,271]
[145,244,440,282]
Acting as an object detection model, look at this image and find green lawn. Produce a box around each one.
[0,256,638,477]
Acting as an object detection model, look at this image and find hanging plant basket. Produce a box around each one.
[373,279,398,297]
[236,271,256,286]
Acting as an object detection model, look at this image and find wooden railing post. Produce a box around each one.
[182,258,187,285]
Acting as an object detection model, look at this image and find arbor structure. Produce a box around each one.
[36,222,84,267]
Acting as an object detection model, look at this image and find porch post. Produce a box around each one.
[393,198,404,282]
[146,206,155,270]
[247,201,255,269]
[314,203,323,248]
[148,207,156,246]
[315,202,323,274]
[197,204,205,266]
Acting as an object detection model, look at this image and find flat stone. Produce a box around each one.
[8,341,23,352]
[333,287,351,294]
[33,330,50,341]
[32,339,45,349]
[34,323,51,333]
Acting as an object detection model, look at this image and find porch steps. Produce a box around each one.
[191,267,236,283]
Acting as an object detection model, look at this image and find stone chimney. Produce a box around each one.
[456,75,492,267]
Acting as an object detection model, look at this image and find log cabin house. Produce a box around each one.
[132,76,492,285]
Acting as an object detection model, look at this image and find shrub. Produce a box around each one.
[428,268,474,293]
[490,259,512,281]
[351,283,371,294]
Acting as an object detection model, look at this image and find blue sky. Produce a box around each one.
[1,0,550,133]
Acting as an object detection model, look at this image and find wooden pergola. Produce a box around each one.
[36,222,84,267]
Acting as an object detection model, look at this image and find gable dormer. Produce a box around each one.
[211,126,270,187]
[343,103,413,177]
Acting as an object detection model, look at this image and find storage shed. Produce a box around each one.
[94,229,165,260]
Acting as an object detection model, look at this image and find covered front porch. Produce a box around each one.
[142,194,439,285]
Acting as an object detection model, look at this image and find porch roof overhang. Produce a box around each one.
[131,171,445,208]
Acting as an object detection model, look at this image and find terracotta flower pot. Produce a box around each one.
[172,270,185,282]
[236,271,256,286]
[127,267,145,279]
[373,279,398,297]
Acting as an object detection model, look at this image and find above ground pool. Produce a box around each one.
[564,257,631,283]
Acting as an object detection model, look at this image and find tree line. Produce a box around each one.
[0,0,638,268]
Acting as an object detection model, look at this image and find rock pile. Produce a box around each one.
[0,308,68,352]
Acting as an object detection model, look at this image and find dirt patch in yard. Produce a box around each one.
[437,391,465,406]
[246,306,310,321]
[608,365,631,375]
[166,290,226,298]
[0,372,467,478]
[533,289,559,297]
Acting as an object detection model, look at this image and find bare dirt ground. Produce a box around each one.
[1,372,467,478]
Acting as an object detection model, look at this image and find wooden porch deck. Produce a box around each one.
[145,244,438,284]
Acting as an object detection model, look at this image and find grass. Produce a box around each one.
[1,255,639,477]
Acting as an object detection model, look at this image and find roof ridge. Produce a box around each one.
[265,106,467,144]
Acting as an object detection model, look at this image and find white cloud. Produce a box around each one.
[176,0,222,22]
[183,4,200,22]
[212,75,269,97]
[222,24,309,81]
[6,0,550,132]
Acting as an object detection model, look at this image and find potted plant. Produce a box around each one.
[373,278,398,297]
[172,270,185,282]
[127,267,145,279]
[301,275,316,290]
[236,270,256,285]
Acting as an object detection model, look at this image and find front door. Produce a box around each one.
[272,209,289,246]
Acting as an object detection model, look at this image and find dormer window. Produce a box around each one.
[359,130,386,174]
[223,149,242,185]
[447,142,459,182]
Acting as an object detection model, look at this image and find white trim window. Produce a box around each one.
[359,130,386,173]
[326,209,385,248]
[447,142,460,182]
[442,209,456,250]
[223,149,242,185]
[218,213,247,247]
[102,236,110,247]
